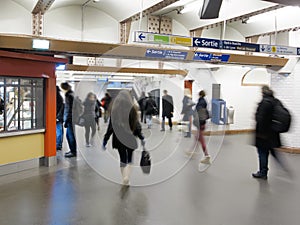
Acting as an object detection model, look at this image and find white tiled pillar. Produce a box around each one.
[271,63,300,148]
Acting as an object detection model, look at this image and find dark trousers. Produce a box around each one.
[117,148,134,167]
[141,110,146,123]
[104,110,109,123]
[257,146,283,175]
[66,123,77,154]
[56,122,63,149]
[84,119,96,144]
[162,116,172,130]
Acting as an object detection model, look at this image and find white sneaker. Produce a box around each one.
[200,155,211,164]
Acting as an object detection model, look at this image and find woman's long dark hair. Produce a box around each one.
[111,90,138,132]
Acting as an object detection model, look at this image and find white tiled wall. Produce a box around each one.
[271,63,300,148]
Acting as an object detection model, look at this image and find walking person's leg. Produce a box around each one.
[104,110,108,123]
[161,116,165,131]
[141,110,144,123]
[90,120,97,145]
[65,123,77,157]
[95,117,100,130]
[168,116,173,130]
[146,115,152,129]
[56,122,63,150]
[117,148,130,185]
[270,148,290,173]
[252,146,269,179]
[199,124,210,164]
[84,123,91,146]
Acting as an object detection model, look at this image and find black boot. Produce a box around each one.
[252,172,267,180]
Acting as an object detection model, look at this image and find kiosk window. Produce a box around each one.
[0,77,45,133]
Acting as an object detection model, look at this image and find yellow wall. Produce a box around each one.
[0,134,44,165]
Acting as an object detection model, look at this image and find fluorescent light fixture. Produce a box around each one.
[56,64,66,71]
[32,39,50,50]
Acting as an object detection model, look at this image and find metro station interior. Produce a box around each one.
[1,0,300,225]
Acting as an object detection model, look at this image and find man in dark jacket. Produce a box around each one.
[144,93,158,129]
[56,86,64,150]
[61,82,77,158]
[101,92,112,123]
[161,90,174,131]
[138,91,147,124]
[252,85,281,180]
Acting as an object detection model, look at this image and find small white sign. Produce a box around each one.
[32,39,50,50]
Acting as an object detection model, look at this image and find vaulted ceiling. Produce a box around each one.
[10,0,299,32]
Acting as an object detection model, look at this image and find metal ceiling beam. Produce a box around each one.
[120,0,180,44]
[32,0,56,14]
[190,5,284,32]
[121,0,180,23]
[32,0,56,36]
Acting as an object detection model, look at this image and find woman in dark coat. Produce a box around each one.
[83,92,97,147]
[195,90,210,164]
[103,90,145,186]
[253,86,281,179]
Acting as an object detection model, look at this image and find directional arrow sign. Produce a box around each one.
[138,33,146,41]
[193,37,221,49]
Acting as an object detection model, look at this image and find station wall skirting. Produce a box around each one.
[277,147,300,154]
[0,133,44,165]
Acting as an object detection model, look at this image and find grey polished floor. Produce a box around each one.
[1,123,300,225]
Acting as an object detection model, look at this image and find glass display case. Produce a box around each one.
[0,77,45,133]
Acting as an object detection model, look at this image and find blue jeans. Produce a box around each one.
[66,123,77,154]
[56,122,63,149]
[257,146,270,176]
[146,115,152,128]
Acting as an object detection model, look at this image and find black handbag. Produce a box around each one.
[140,147,151,174]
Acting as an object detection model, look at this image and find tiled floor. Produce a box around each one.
[1,122,300,225]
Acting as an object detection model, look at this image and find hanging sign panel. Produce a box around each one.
[145,49,188,60]
[193,52,230,62]
[260,44,298,55]
[135,31,191,46]
[136,31,300,56]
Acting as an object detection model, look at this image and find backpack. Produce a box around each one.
[193,108,209,128]
[271,98,291,133]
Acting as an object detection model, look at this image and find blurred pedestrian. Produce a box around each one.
[138,91,147,124]
[56,86,64,151]
[181,88,195,137]
[161,90,174,131]
[195,90,210,164]
[61,82,77,158]
[144,93,158,129]
[101,92,112,123]
[103,90,145,186]
[95,97,102,130]
[252,85,287,179]
[83,92,97,147]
